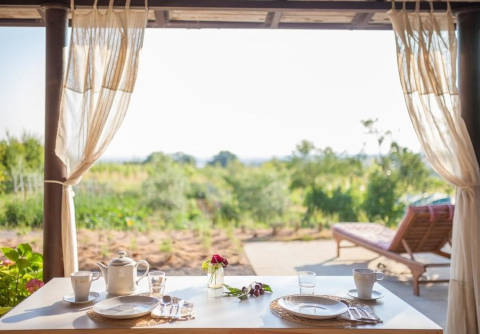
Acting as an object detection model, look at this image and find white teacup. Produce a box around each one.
[71,271,100,302]
[353,268,384,299]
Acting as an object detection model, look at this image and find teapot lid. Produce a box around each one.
[109,250,135,266]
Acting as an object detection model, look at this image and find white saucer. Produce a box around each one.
[347,289,383,301]
[63,292,100,305]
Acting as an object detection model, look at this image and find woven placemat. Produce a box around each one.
[87,310,194,328]
[270,295,379,328]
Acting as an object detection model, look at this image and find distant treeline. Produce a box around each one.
[0,120,452,230]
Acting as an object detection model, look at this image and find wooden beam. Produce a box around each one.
[36,8,45,24]
[2,0,480,13]
[351,12,374,28]
[265,12,274,27]
[154,10,169,27]
[458,9,480,164]
[1,0,480,30]
[148,20,392,30]
[44,4,68,281]
[0,17,391,30]
[265,11,282,28]
[0,19,44,26]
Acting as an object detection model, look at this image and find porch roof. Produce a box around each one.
[1,0,480,30]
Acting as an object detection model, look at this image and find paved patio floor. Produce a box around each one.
[244,239,449,328]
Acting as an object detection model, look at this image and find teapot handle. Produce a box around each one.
[135,260,150,285]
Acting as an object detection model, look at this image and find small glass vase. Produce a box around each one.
[207,264,224,289]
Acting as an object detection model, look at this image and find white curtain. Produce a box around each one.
[50,0,148,275]
[389,4,480,333]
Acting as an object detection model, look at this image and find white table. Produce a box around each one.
[0,276,442,333]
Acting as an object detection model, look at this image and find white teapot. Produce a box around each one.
[97,250,149,295]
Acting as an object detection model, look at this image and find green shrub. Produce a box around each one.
[75,192,150,230]
[142,154,187,224]
[363,170,405,226]
[0,243,43,315]
[1,196,43,228]
[227,167,289,224]
[304,186,359,224]
[217,201,240,225]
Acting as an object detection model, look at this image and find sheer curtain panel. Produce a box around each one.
[50,0,148,275]
[389,3,480,333]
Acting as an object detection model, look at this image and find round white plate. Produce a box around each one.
[277,295,348,320]
[347,289,384,301]
[63,292,100,305]
[93,295,159,319]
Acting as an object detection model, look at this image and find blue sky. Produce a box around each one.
[0,27,420,161]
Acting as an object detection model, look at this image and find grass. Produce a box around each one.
[159,238,173,254]
[129,236,138,251]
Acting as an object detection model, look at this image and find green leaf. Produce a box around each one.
[0,307,12,316]
[15,258,29,272]
[29,253,43,265]
[262,283,273,293]
[223,284,242,294]
[1,247,18,262]
[17,243,32,257]
[201,261,209,272]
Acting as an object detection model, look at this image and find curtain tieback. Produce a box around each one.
[44,180,75,196]
[44,180,68,186]
[457,184,480,196]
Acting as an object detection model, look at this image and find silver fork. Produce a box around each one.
[168,300,179,320]
[340,299,379,323]
[173,300,184,320]
[357,305,382,323]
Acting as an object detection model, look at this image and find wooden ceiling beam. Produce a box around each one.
[265,11,282,29]
[351,12,374,28]
[0,18,44,26]
[36,8,45,23]
[148,20,392,30]
[154,10,169,27]
[1,1,480,13]
[0,14,392,30]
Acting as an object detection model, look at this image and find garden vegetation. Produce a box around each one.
[0,120,452,232]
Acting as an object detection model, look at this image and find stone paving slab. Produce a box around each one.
[244,239,449,328]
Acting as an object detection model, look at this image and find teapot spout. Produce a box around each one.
[97,262,108,282]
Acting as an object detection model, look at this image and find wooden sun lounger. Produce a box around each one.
[332,204,454,296]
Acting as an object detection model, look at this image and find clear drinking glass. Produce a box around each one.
[148,271,166,297]
[298,271,316,295]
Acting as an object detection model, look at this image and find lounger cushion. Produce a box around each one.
[332,223,395,251]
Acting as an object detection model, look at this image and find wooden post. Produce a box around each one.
[458,9,480,164]
[43,4,68,281]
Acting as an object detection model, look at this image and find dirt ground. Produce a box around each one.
[0,227,332,276]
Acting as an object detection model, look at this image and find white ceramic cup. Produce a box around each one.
[353,268,384,299]
[71,271,100,302]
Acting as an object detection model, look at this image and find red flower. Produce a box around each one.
[211,254,224,264]
[25,279,44,294]
[211,254,228,267]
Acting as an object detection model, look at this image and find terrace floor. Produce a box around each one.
[244,239,449,328]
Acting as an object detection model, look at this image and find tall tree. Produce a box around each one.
[208,151,238,168]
